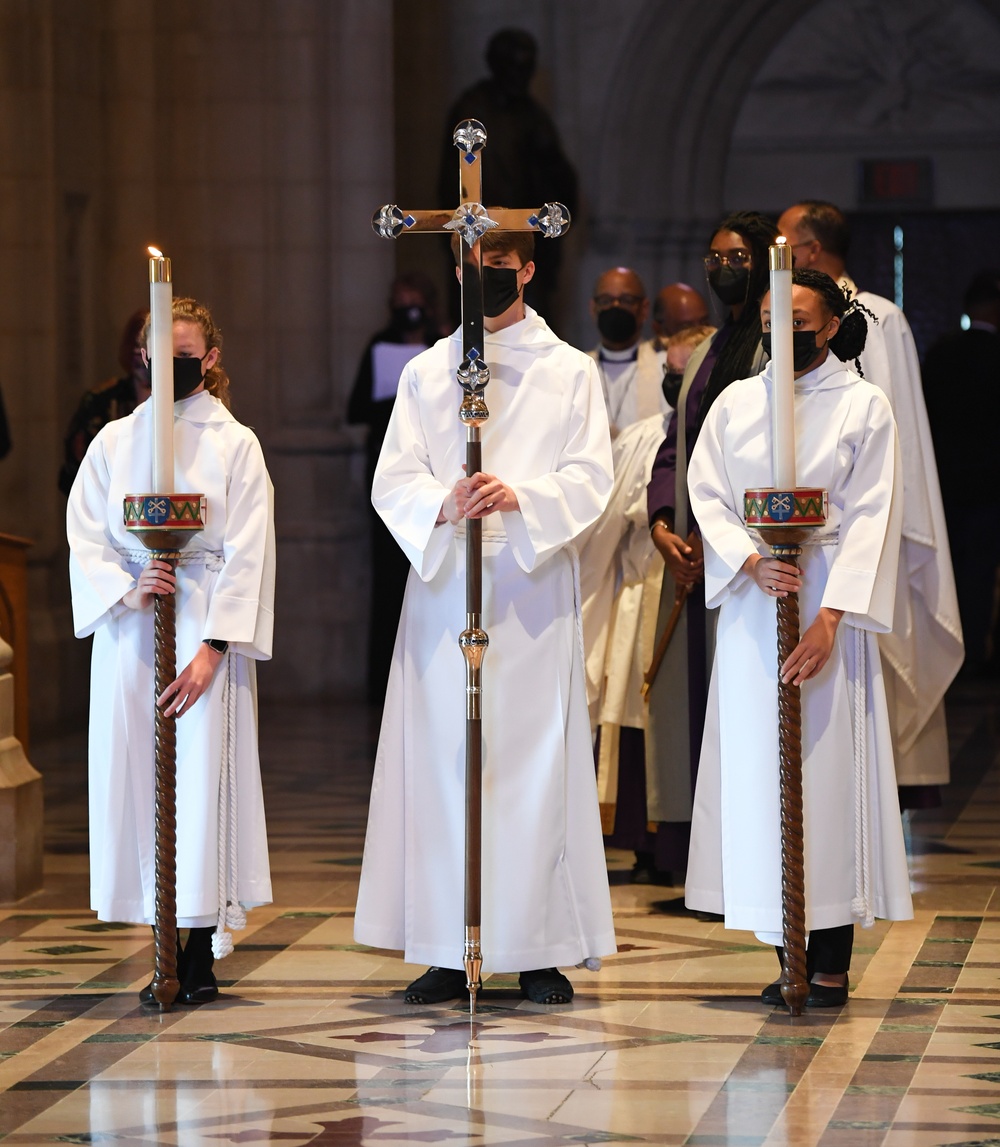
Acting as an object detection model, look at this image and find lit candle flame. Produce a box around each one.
[776,235,787,245]
[148,246,163,258]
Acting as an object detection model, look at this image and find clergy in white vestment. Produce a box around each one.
[354,230,616,1007]
[67,298,274,1006]
[578,323,716,882]
[587,266,669,439]
[685,271,913,1008]
[779,202,963,800]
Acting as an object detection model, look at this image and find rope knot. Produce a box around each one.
[212,930,234,959]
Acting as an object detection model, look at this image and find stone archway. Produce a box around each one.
[582,0,816,300]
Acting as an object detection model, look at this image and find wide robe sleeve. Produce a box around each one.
[203,433,275,660]
[67,430,136,638]
[687,396,760,609]
[820,388,901,632]
[372,359,456,584]
[504,356,613,573]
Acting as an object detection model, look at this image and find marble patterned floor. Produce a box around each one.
[2,684,1000,1146]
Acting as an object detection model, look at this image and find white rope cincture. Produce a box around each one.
[850,626,875,929]
[212,652,245,959]
[115,546,224,570]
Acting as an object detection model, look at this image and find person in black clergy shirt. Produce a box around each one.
[348,271,447,702]
[923,269,1000,674]
[59,310,150,495]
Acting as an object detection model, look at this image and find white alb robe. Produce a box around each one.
[685,356,913,942]
[354,308,617,972]
[845,280,963,786]
[67,390,274,929]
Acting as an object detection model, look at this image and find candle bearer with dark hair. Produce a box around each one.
[684,270,913,1008]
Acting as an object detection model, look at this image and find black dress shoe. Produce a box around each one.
[404,967,469,1004]
[178,974,219,1005]
[760,980,783,1006]
[519,967,574,1005]
[806,982,848,1007]
[760,979,848,1007]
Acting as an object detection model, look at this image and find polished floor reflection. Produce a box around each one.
[2,684,1000,1146]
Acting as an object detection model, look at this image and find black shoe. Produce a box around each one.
[179,926,218,1005]
[760,979,848,1007]
[139,928,186,1006]
[760,980,783,1006]
[519,967,574,1005]
[806,982,849,1007]
[178,972,219,1005]
[404,967,468,1004]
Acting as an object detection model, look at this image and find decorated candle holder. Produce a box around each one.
[125,492,205,1012]
[124,494,206,552]
[744,486,828,1017]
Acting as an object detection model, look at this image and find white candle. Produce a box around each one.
[148,247,173,493]
[769,238,796,488]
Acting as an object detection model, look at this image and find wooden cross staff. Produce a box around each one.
[372,118,570,1014]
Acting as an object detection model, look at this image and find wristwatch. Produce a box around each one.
[203,638,229,654]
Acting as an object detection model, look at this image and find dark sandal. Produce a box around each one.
[404,967,469,1004]
[519,967,574,1005]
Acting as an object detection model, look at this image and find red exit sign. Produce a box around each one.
[860,159,933,206]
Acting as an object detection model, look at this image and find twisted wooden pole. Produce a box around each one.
[151,553,180,1011]
[774,543,808,1016]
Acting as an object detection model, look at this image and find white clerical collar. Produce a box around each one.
[599,344,639,363]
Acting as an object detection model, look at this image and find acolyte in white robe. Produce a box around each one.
[67,390,275,929]
[354,308,618,973]
[844,280,963,787]
[684,355,913,942]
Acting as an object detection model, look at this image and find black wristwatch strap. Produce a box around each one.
[203,638,229,654]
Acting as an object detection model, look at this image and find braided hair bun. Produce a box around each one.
[790,268,876,375]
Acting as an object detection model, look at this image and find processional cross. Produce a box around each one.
[372,119,570,1014]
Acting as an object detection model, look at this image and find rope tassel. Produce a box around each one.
[213,653,245,960]
[850,626,875,929]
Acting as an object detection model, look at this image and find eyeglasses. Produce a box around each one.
[593,293,644,308]
[703,251,752,272]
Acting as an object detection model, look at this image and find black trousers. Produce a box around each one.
[776,923,853,977]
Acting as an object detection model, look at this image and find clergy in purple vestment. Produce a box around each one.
[623,212,777,886]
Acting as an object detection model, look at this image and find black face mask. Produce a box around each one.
[391,304,426,332]
[596,306,639,344]
[173,355,207,400]
[662,369,684,409]
[761,329,828,373]
[482,266,521,318]
[708,265,751,307]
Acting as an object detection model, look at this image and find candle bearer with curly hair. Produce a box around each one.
[67,297,275,1007]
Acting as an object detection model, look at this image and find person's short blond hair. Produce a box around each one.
[669,323,716,351]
